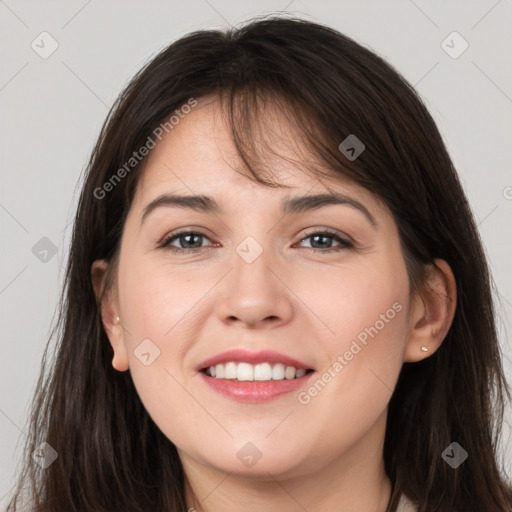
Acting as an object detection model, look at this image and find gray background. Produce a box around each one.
[1,0,511,506]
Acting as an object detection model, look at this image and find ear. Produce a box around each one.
[404,258,457,362]
[91,259,129,372]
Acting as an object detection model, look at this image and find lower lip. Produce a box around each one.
[198,370,315,403]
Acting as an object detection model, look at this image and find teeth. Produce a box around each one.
[272,363,285,380]
[237,362,254,381]
[254,363,272,381]
[225,362,237,379]
[206,362,310,381]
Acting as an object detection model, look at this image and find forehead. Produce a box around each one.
[132,97,383,213]
[140,97,312,190]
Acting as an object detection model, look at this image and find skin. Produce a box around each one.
[92,97,456,512]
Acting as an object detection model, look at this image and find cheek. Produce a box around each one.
[118,256,203,340]
[116,256,213,385]
[293,263,412,469]
[116,262,205,443]
[299,254,410,402]
[304,256,409,351]
[330,277,407,355]
[286,259,409,458]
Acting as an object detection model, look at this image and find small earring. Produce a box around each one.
[114,316,120,324]
[421,345,429,352]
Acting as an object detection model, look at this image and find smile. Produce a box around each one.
[198,365,316,403]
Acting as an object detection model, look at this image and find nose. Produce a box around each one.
[215,246,294,329]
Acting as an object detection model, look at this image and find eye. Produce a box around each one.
[296,229,354,252]
[159,230,215,254]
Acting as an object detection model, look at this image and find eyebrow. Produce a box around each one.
[140,192,377,228]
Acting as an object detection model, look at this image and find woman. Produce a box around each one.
[6,15,512,512]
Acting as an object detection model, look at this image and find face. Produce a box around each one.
[98,97,418,480]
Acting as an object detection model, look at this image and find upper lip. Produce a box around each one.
[195,349,314,372]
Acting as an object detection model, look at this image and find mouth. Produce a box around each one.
[195,349,316,402]
[198,364,316,403]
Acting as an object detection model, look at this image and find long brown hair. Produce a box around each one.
[6,14,512,512]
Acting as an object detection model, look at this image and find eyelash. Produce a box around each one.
[159,229,355,254]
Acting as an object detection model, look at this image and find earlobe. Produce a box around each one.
[111,342,130,372]
[404,258,457,362]
[91,259,130,372]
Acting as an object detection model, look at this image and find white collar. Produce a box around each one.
[396,494,418,512]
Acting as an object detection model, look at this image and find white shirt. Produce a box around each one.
[396,494,418,512]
